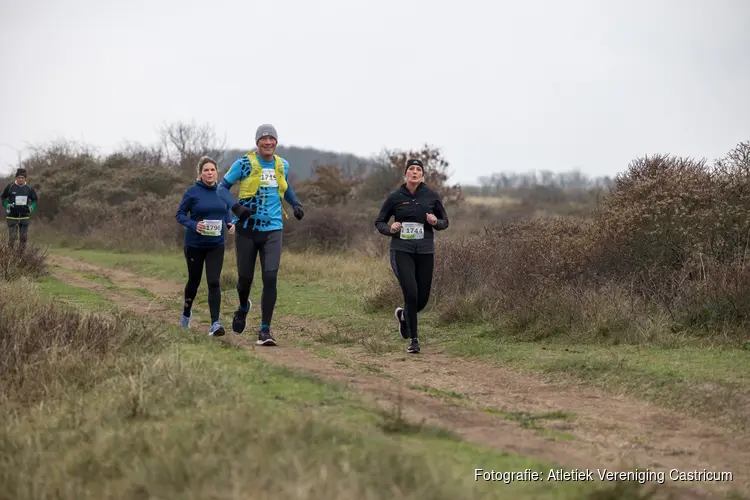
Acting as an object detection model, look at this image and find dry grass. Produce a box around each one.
[0,278,164,407]
[464,195,520,207]
[0,238,49,281]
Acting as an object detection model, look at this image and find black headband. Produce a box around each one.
[404,159,424,173]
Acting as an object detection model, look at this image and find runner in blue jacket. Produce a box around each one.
[176,156,235,336]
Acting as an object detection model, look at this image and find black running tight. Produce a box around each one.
[235,229,282,327]
[390,250,434,339]
[183,245,224,323]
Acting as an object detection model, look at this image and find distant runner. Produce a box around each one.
[1,168,38,250]
[176,156,235,337]
[217,124,304,346]
[374,158,450,354]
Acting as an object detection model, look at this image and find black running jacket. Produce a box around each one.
[374,182,449,254]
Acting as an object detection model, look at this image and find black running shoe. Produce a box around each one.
[256,327,277,346]
[407,338,420,354]
[232,307,248,334]
[395,307,409,339]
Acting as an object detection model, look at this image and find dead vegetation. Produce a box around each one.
[366,142,750,345]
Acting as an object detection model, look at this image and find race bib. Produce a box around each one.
[201,219,223,237]
[15,195,27,206]
[400,222,424,240]
[260,169,278,188]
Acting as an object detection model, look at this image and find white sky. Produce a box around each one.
[1,0,749,184]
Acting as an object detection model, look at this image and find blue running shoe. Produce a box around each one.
[209,321,225,337]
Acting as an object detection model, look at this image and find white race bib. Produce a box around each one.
[15,195,27,206]
[260,168,278,188]
[201,219,223,236]
[400,222,424,240]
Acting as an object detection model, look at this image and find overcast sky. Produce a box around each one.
[1,0,748,184]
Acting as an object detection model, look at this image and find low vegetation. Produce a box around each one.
[0,227,643,500]
[0,239,48,281]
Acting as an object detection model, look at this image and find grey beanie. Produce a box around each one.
[255,124,278,143]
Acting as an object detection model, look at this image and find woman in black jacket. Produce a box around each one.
[374,158,450,354]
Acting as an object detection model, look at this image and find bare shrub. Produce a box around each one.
[295,164,361,206]
[0,282,164,406]
[282,204,378,252]
[357,145,464,205]
[428,218,598,325]
[0,239,48,281]
[364,141,750,344]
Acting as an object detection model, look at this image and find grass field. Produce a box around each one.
[49,246,750,431]
[2,243,749,499]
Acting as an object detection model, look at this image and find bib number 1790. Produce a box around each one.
[201,220,223,237]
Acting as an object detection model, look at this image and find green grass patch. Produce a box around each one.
[500,410,576,430]
[410,384,465,400]
[51,247,187,281]
[36,275,115,309]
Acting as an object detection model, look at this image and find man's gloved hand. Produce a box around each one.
[232,202,255,221]
[293,204,304,221]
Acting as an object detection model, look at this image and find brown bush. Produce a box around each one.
[364,141,750,344]
[0,239,49,281]
[281,204,379,252]
[0,282,164,407]
[426,218,600,327]
[295,164,361,205]
[355,145,464,206]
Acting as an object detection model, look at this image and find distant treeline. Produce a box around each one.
[1,119,617,191]
[216,146,380,182]
[472,171,615,192]
[216,147,615,191]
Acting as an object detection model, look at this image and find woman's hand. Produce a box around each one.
[390,222,402,233]
[196,221,207,233]
[426,213,437,226]
[227,223,235,235]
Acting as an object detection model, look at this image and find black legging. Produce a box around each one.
[7,220,29,249]
[390,250,435,339]
[235,229,282,327]
[183,245,225,323]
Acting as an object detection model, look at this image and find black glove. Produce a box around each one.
[293,204,304,221]
[232,202,255,221]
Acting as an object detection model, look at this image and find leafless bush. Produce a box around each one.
[0,281,165,407]
[282,204,378,252]
[365,141,750,344]
[0,239,48,281]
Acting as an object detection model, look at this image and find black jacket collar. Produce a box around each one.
[399,182,426,196]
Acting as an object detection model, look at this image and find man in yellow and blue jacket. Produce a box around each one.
[2,168,38,250]
[217,124,304,346]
